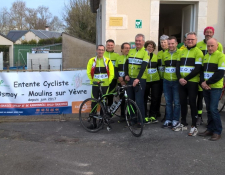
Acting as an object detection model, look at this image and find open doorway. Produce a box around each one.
[158,3,196,50]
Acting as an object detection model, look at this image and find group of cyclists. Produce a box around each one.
[87,26,225,141]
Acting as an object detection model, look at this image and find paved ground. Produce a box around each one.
[0,112,225,175]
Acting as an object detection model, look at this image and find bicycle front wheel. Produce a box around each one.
[79,98,105,133]
[125,99,143,137]
[219,88,225,113]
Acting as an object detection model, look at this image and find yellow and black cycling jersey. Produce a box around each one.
[202,50,225,88]
[157,49,168,79]
[146,53,160,82]
[162,49,180,81]
[104,51,119,67]
[127,47,149,79]
[87,56,114,86]
[178,46,203,83]
[104,51,119,79]
[115,54,128,82]
[197,40,223,55]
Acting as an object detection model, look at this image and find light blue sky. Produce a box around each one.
[2,0,69,19]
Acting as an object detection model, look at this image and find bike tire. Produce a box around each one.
[125,99,143,137]
[79,98,105,133]
[219,88,225,113]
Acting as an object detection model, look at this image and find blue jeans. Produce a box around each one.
[163,79,180,121]
[203,88,223,135]
[127,78,146,121]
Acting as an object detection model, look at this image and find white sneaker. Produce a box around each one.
[172,123,182,131]
[188,126,198,136]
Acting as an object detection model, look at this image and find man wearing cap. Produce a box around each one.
[196,26,224,126]
[197,26,223,55]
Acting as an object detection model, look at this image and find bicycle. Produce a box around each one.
[79,81,143,137]
[219,83,225,113]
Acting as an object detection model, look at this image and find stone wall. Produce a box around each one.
[62,33,96,69]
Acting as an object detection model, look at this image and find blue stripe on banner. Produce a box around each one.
[0,107,72,116]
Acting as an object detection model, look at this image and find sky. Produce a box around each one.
[2,0,70,19]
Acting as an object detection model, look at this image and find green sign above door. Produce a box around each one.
[135,20,142,28]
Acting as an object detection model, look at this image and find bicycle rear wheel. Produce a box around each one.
[125,99,143,137]
[79,98,105,132]
[219,87,225,113]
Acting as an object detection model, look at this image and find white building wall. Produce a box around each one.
[99,0,225,52]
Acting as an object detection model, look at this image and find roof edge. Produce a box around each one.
[62,32,95,45]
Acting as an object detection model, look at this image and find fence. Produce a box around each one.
[13,44,62,67]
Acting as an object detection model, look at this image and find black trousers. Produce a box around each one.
[118,83,125,117]
[179,81,198,127]
[91,86,108,99]
[107,79,118,106]
[197,90,203,117]
[144,80,161,117]
[91,86,108,122]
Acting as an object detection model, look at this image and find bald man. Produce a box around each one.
[199,38,225,141]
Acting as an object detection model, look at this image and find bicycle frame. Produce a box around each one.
[91,82,135,119]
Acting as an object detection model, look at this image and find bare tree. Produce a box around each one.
[36,6,52,30]
[1,0,64,34]
[9,0,27,30]
[0,7,11,35]
[25,8,38,29]
[63,0,96,43]
[49,16,65,32]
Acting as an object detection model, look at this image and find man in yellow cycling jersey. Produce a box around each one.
[196,26,224,126]
[86,45,114,129]
[115,42,130,120]
[157,35,169,121]
[162,36,181,130]
[197,26,223,55]
[198,38,225,141]
[125,34,149,126]
[104,39,120,107]
[176,32,203,136]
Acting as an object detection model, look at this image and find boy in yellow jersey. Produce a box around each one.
[87,45,114,129]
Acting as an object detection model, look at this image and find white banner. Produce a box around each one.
[0,70,92,115]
